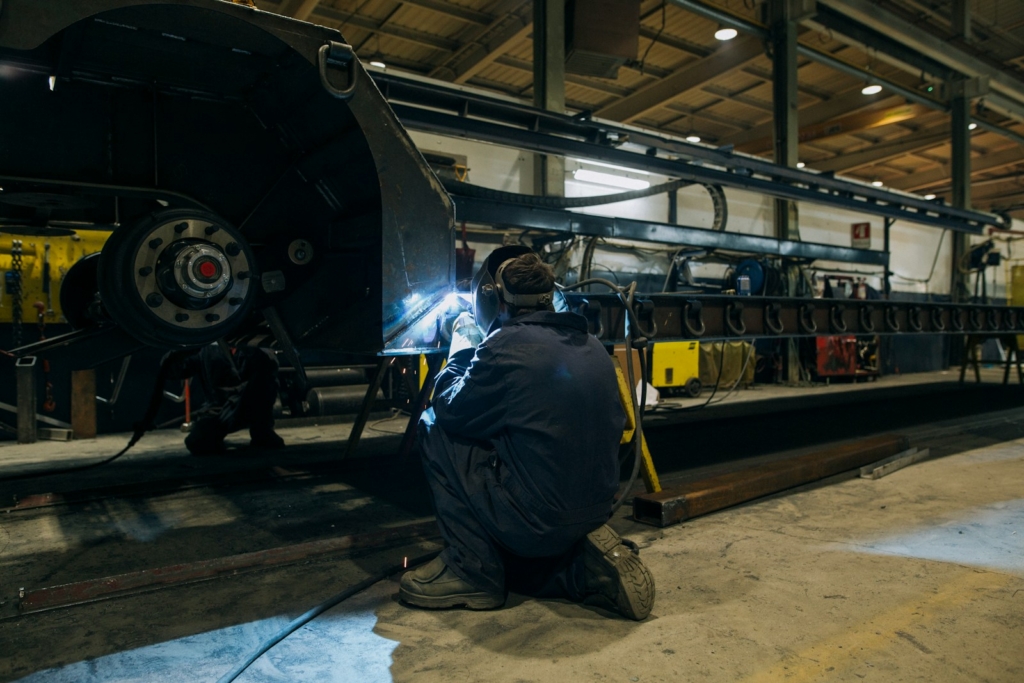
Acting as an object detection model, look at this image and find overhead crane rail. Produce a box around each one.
[371,71,1009,234]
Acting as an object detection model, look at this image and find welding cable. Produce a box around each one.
[707,341,757,406]
[216,550,441,683]
[442,178,692,209]
[559,277,645,514]
[0,352,183,483]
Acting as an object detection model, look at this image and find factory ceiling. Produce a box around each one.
[259,0,1024,217]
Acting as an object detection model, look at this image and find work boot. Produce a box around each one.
[250,430,285,450]
[184,421,227,456]
[583,525,655,620]
[399,556,505,610]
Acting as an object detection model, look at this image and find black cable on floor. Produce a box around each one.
[0,351,184,483]
[216,550,441,683]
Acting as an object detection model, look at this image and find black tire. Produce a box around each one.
[59,252,101,329]
[684,377,702,398]
[97,209,258,348]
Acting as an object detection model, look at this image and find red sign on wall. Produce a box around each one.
[852,222,871,249]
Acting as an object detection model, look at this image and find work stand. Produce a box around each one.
[959,334,1024,385]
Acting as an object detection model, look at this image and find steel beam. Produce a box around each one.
[816,0,1024,113]
[596,35,765,123]
[889,147,1024,193]
[533,0,566,197]
[452,196,889,265]
[374,73,1007,231]
[811,126,951,173]
[738,102,931,155]
[728,90,897,149]
[563,293,1024,345]
[951,82,972,303]
[427,0,531,83]
[771,0,800,242]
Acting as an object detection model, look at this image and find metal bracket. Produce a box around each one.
[683,300,706,337]
[318,41,358,100]
[829,304,847,333]
[725,302,746,336]
[764,302,784,335]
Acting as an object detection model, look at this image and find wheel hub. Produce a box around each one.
[171,243,232,301]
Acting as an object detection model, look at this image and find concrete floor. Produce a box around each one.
[1,372,1022,682]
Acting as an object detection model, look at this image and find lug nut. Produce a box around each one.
[229,297,243,306]
[138,266,153,276]
[149,237,163,249]
[146,293,164,307]
[205,313,221,322]
[237,270,251,280]
[225,242,240,257]
[175,313,189,322]
[174,222,189,234]
[204,225,220,235]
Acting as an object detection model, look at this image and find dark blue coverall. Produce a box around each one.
[418,310,626,598]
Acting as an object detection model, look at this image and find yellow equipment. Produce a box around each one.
[1,232,111,325]
[650,341,702,398]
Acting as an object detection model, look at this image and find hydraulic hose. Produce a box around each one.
[443,178,692,209]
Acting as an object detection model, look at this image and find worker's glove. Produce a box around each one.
[449,312,484,357]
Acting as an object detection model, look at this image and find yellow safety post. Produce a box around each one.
[611,357,661,493]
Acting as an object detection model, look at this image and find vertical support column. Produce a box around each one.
[770,0,800,242]
[71,369,98,440]
[668,188,678,224]
[884,217,893,300]
[16,356,38,444]
[950,86,973,303]
[533,0,566,197]
[950,1,972,304]
[770,0,803,383]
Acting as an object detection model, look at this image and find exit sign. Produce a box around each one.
[852,222,871,249]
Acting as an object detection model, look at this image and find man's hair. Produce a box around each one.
[501,253,556,310]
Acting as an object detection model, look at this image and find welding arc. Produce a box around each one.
[0,351,182,483]
[216,550,441,683]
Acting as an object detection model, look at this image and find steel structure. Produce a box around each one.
[372,71,1010,234]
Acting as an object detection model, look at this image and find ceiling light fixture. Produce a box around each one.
[968,122,978,130]
[714,26,738,41]
[686,134,701,143]
[862,84,883,95]
[370,60,386,69]
[924,194,936,200]
[872,180,884,187]
[796,162,805,169]
[573,169,651,190]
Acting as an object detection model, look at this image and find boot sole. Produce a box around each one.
[585,526,655,620]
[398,587,505,610]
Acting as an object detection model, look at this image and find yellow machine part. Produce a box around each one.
[1,232,111,325]
[1011,265,1024,350]
[650,341,700,388]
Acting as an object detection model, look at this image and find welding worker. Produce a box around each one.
[400,246,655,620]
[164,343,284,455]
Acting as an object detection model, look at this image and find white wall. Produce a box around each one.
[410,130,1015,298]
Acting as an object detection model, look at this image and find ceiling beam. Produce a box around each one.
[726,90,897,148]
[736,102,933,154]
[428,0,532,83]
[401,0,492,25]
[889,147,1024,192]
[817,0,1024,110]
[277,0,321,21]
[313,5,459,52]
[595,35,764,123]
[812,126,952,173]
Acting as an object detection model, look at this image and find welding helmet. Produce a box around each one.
[471,245,554,331]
